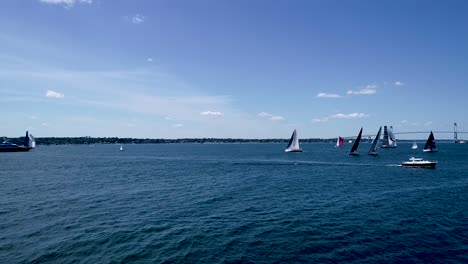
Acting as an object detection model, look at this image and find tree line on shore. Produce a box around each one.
[3,136,335,145]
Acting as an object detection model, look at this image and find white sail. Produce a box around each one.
[412,143,418,149]
[29,134,36,148]
[382,125,397,148]
[120,144,123,151]
[285,129,302,152]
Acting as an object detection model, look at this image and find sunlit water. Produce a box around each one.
[1,143,468,263]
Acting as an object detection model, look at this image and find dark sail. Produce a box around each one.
[424,131,437,152]
[286,130,296,149]
[382,126,389,146]
[368,126,382,155]
[24,131,30,147]
[349,128,363,155]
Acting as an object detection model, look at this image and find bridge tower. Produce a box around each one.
[454,122,458,143]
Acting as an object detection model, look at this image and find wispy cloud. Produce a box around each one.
[38,0,92,8]
[46,90,64,98]
[127,123,136,127]
[330,113,369,119]
[41,122,49,127]
[347,85,377,95]
[311,117,329,123]
[172,124,184,128]
[394,81,404,86]
[270,116,285,121]
[313,112,369,122]
[317,93,341,98]
[258,112,273,117]
[200,111,224,117]
[401,120,408,124]
[424,121,433,126]
[147,57,153,63]
[131,14,146,24]
[258,112,285,121]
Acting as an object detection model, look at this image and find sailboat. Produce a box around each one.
[0,131,35,152]
[423,131,438,152]
[120,144,124,151]
[349,128,363,156]
[412,142,418,149]
[381,125,397,148]
[336,136,344,147]
[368,126,382,156]
[285,129,303,152]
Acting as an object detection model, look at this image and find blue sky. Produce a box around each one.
[1,0,467,139]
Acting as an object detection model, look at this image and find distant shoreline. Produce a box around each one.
[3,137,455,145]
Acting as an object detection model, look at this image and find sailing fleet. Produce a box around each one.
[285,126,440,167]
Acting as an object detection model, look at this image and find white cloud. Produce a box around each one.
[172,124,183,128]
[29,115,38,120]
[394,81,404,86]
[317,93,341,98]
[164,116,172,120]
[38,0,92,8]
[312,117,329,123]
[46,90,64,98]
[270,116,285,121]
[41,122,49,127]
[424,121,433,126]
[132,14,146,24]
[127,123,136,127]
[330,113,369,119]
[401,120,408,124]
[147,57,153,63]
[258,112,285,121]
[347,85,377,95]
[200,111,224,117]
[258,112,273,117]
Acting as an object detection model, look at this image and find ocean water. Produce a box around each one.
[1,143,468,263]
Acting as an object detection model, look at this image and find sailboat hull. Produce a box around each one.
[381,146,397,149]
[349,152,359,156]
[423,149,438,153]
[285,149,303,153]
[368,152,379,156]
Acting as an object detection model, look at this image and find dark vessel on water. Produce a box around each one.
[0,131,36,152]
[349,127,363,156]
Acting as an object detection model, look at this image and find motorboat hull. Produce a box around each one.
[402,162,437,169]
[0,147,32,152]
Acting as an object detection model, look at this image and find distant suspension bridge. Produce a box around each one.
[344,123,467,143]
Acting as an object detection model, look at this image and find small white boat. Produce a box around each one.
[285,129,303,152]
[412,142,418,149]
[402,157,437,169]
[120,144,124,151]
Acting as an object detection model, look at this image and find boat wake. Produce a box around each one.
[232,160,379,167]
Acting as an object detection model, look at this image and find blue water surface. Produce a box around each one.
[1,143,467,263]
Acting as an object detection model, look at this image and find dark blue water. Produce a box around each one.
[1,143,468,263]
